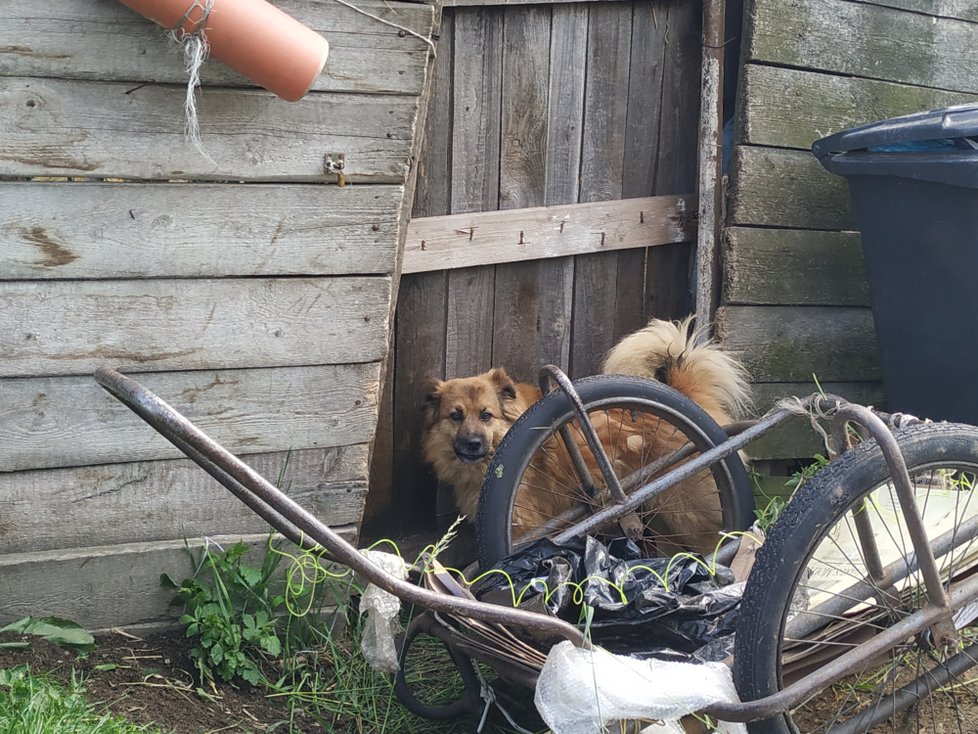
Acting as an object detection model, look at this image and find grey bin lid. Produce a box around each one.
[813,103,978,188]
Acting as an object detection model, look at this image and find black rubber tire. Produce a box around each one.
[393,614,482,721]
[476,374,754,569]
[733,422,978,733]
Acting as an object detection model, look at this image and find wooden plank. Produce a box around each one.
[570,2,633,377]
[498,7,551,212]
[402,195,695,272]
[446,0,627,5]
[450,9,504,217]
[368,9,455,533]
[0,278,390,377]
[537,2,588,371]
[0,182,403,279]
[617,0,666,345]
[728,145,850,230]
[745,0,978,95]
[715,305,880,382]
[740,64,978,151]
[0,446,368,554]
[578,4,631,206]
[0,363,381,472]
[0,531,354,630]
[493,6,567,380]
[546,3,588,206]
[653,1,701,196]
[0,0,435,96]
[622,2,667,200]
[645,0,699,324]
[745,381,886,460]
[857,0,978,22]
[724,227,869,306]
[644,242,694,320]
[446,7,502,377]
[387,272,448,531]
[0,78,418,182]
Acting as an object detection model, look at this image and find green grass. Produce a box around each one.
[0,665,170,734]
[165,533,539,733]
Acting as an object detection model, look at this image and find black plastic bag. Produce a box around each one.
[472,536,741,659]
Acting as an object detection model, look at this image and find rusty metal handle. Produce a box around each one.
[93,366,587,648]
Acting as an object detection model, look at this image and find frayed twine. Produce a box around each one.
[168,0,217,164]
[774,394,843,457]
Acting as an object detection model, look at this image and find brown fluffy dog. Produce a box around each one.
[422,368,541,519]
[422,317,750,554]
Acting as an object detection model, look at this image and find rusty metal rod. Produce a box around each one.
[834,404,956,643]
[785,511,978,643]
[538,365,629,505]
[552,405,796,544]
[829,641,978,734]
[702,570,978,722]
[94,367,587,648]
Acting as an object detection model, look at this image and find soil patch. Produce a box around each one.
[0,629,315,733]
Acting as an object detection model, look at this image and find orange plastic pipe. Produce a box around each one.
[118,0,329,102]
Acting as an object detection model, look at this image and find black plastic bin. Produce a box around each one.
[814,104,978,426]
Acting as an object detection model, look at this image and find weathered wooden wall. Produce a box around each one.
[720,0,978,460]
[0,0,439,628]
[366,0,704,536]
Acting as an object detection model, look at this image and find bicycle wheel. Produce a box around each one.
[734,422,978,733]
[476,374,754,569]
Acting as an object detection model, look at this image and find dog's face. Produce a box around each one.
[422,368,524,465]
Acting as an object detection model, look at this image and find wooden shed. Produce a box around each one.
[0,0,440,629]
[7,0,975,630]
[717,0,978,464]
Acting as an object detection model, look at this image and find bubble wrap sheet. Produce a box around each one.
[534,641,747,734]
[358,550,409,674]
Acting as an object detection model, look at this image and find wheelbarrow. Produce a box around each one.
[94,365,978,732]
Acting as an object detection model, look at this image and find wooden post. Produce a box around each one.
[695,0,725,330]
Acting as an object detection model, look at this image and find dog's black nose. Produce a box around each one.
[454,435,486,463]
[461,436,483,453]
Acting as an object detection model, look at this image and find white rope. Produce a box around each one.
[774,394,839,455]
[167,0,217,163]
[158,0,436,165]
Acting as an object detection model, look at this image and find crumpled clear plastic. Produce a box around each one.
[357,549,409,673]
[535,640,747,734]
[472,536,743,659]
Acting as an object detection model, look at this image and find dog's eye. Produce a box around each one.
[480,410,493,422]
[450,409,463,422]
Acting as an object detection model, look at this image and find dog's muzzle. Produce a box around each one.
[454,435,487,463]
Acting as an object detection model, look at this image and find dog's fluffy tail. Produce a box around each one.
[601,316,751,420]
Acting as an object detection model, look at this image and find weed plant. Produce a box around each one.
[166,535,537,733]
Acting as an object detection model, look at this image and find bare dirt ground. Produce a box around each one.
[0,629,306,734]
[4,627,977,733]
[0,627,538,734]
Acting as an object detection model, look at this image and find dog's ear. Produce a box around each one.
[487,367,517,402]
[421,377,444,427]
